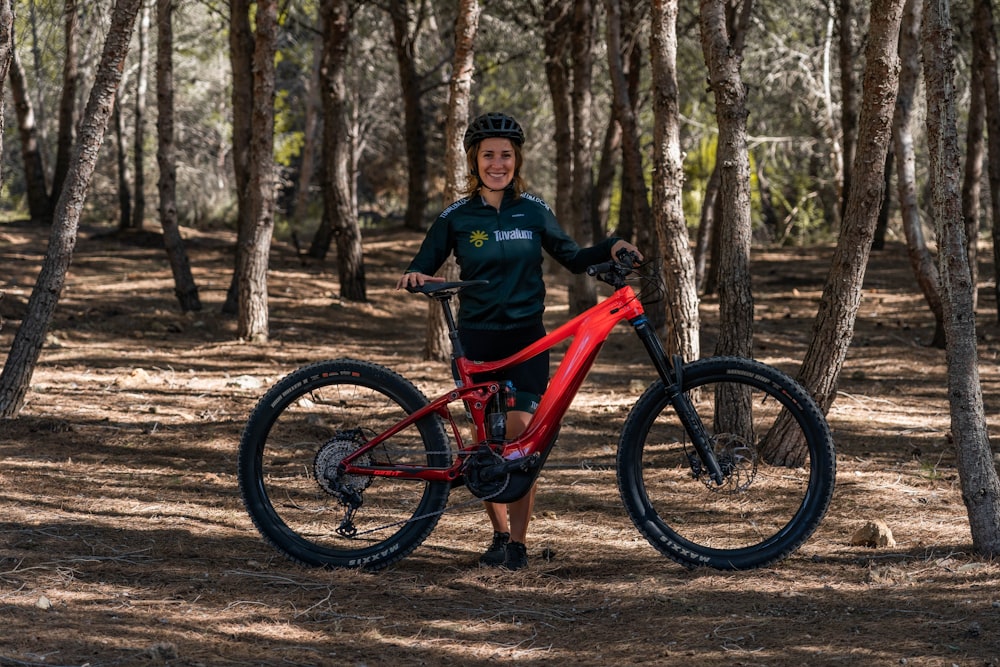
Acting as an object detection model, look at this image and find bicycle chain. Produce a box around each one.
[337,473,510,538]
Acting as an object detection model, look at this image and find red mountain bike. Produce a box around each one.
[238,252,835,571]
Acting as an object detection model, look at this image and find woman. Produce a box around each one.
[397,112,641,570]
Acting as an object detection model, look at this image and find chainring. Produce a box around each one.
[462,446,510,499]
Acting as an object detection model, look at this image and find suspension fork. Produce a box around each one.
[630,316,724,486]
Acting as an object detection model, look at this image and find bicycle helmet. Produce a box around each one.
[463,112,525,151]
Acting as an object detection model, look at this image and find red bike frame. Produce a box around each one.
[341,284,647,482]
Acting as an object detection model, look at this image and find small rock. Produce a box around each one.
[35,595,52,610]
[850,519,897,548]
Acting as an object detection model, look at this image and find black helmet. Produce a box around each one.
[463,112,525,151]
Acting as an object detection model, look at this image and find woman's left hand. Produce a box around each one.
[611,240,644,262]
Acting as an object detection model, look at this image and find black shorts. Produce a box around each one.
[459,323,549,413]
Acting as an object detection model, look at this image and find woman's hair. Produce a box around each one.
[462,140,526,199]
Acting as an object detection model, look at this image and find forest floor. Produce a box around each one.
[1,218,1000,667]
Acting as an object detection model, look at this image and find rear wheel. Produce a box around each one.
[617,356,835,570]
[237,359,452,570]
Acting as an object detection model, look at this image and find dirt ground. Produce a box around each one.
[1,218,999,667]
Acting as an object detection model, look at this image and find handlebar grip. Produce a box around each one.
[586,261,615,276]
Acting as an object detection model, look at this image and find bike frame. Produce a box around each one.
[341,283,654,482]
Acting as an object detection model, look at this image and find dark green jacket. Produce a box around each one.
[406,190,619,330]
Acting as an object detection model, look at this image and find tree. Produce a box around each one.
[568,0,597,315]
[222,0,254,316]
[1,0,12,186]
[388,0,430,232]
[0,0,143,420]
[7,26,51,222]
[235,0,278,342]
[424,0,480,362]
[972,0,1000,322]
[156,0,201,312]
[699,0,754,360]
[50,0,79,210]
[130,0,150,230]
[317,0,366,302]
[837,0,859,224]
[541,0,574,225]
[650,0,700,363]
[922,0,1000,557]
[767,0,905,466]
[893,0,945,348]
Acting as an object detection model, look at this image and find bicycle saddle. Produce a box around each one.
[407,280,489,297]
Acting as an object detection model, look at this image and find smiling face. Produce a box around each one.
[475,137,518,191]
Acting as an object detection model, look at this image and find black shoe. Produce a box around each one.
[479,531,510,566]
[502,541,528,571]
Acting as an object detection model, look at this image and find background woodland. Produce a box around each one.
[2,1,1000,553]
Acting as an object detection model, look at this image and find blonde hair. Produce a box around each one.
[463,141,526,199]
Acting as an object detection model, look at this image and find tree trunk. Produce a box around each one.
[51,0,79,208]
[543,0,574,223]
[0,0,12,186]
[0,0,143,420]
[7,38,51,222]
[893,0,945,348]
[768,0,905,466]
[292,45,322,223]
[650,0,700,363]
[156,0,200,312]
[699,0,754,360]
[694,162,720,293]
[872,147,893,250]
[424,0,479,362]
[222,0,254,315]
[236,0,277,342]
[568,0,597,315]
[389,0,429,232]
[922,0,1000,557]
[963,33,985,313]
[319,0,366,303]
[838,0,859,224]
[972,0,1000,323]
[113,89,132,229]
[607,0,665,329]
[130,0,149,230]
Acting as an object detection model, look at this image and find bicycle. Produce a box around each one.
[237,251,836,571]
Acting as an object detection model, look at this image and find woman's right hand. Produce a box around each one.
[396,272,445,290]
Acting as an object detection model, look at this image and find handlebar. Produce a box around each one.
[586,249,640,289]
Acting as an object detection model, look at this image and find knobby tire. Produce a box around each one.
[237,359,452,570]
[617,356,836,570]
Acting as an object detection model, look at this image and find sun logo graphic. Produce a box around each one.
[469,230,489,248]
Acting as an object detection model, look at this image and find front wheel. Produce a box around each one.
[617,356,835,570]
[237,359,452,570]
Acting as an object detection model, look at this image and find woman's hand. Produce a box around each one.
[396,272,445,290]
[611,240,644,262]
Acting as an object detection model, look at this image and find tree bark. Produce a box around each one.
[568,0,597,315]
[699,0,754,360]
[130,0,150,230]
[893,0,945,348]
[543,0,574,224]
[156,0,200,312]
[222,0,254,315]
[769,0,905,466]
[0,0,143,419]
[924,0,1000,557]
[389,0,429,232]
[236,0,277,342]
[838,0,859,223]
[650,0,700,363]
[607,0,664,329]
[963,32,985,313]
[51,0,79,208]
[318,0,366,302]
[7,35,51,222]
[113,88,132,229]
[0,0,12,186]
[424,0,479,362]
[972,0,1000,323]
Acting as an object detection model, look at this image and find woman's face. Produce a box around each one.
[476,137,517,190]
